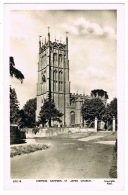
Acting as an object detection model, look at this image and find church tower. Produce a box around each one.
[36,30,70,126]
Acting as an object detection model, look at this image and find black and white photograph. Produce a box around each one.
[3,3,125,191]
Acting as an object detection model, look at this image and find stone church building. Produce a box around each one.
[36,31,107,127]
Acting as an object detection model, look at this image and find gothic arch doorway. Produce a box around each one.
[70,111,75,126]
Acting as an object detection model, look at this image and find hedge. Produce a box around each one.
[10,126,26,144]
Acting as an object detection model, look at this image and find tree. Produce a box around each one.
[10,87,26,144]
[10,56,25,144]
[102,98,117,129]
[10,87,20,124]
[101,107,113,128]
[81,98,106,127]
[108,98,117,120]
[10,56,25,83]
[98,98,117,129]
[20,98,37,128]
[91,89,109,99]
[38,99,63,127]
[10,56,24,124]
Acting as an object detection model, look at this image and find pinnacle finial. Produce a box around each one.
[48,27,50,34]
[66,31,68,37]
[39,35,42,41]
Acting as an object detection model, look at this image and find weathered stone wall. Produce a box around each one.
[25,127,95,138]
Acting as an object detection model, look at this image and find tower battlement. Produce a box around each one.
[39,34,67,53]
[70,93,89,100]
[39,40,67,53]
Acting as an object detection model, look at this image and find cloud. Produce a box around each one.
[63,17,116,39]
[63,24,79,35]
[103,26,117,39]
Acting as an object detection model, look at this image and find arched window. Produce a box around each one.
[59,81,63,92]
[54,81,57,92]
[54,69,57,80]
[53,53,57,63]
[59,54,62,64]
[61,82,63,91]
[70,111,75,126]
[59,70,63,81]
[61,71,63,80]
[41,71,46,83]
[59,81,60,91]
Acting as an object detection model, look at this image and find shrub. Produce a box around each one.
[10,144,49,157]
[10,125,26,144]
[107,124,112,131]
[32,126,40,134]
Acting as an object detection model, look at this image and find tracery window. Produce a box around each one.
[53,69,57,80]
[58,54,62,64]
[54,81,57,92]
[59,70,63,81]
[53,53,57,62]
[59,81,63,91]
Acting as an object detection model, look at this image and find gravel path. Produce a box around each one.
[95,141,116,145]
[11,138,114,179]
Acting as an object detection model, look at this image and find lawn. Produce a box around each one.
[89,131,117,142]
[54,131,117,140]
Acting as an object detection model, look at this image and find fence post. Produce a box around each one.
[113,117,115,132]
[95,117,97,132]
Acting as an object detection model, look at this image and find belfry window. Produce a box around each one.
[59,70,63,81]
[64,55,65,63]
[53,53,57,62]
[54,69,57,80]
[59,54,62,64]
[61,71,63,80]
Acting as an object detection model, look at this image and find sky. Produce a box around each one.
[9,9,117,108]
